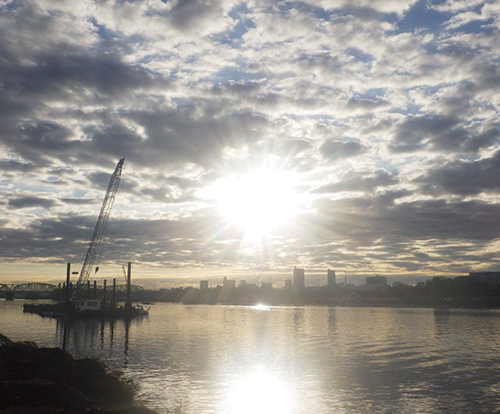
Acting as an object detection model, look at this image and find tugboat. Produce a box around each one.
[133,304,150,316]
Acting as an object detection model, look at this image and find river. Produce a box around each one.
[2,300,500,413]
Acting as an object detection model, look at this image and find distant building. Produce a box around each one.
[239,280,246,288]
[365,275,387,289]
[284,279,292,289]
[327,269,336,288]
[200,280,209,290]
[261,282,273,290]
[470,272,500,285]
[293,266,305,290]
[223,277,236,289]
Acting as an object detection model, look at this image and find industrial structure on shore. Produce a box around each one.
[23,158,148,318]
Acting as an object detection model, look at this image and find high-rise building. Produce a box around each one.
[327,269,336,288]
[293,266,305,290]
[200,280,209,290]
[365,275,387,288]
[223,277,236,288]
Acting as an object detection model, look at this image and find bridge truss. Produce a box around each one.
[0,283,57,292]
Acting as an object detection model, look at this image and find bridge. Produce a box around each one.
[0,283,57,300]
[113,284,145,294]
[0,283,58,292]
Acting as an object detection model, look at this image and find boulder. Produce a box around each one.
[0,341,156,413]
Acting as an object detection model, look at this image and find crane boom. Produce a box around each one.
[74,158,125,298]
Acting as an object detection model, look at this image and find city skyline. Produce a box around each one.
[1,1,500,285]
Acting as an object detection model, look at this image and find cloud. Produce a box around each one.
[304,0,418,16]
[163,0,230,34]
[8,197,56,210]
[320,139,367,162]
[387,114,494,153]
[61,198,97,206]
[0,0,499,281]
[126,105,269,168]
[415,150,500,196]
[0,159,37,173]
[312,169,399,194]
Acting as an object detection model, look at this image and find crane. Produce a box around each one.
[73,158,125,298]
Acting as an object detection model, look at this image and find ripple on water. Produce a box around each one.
[3,302,500,413]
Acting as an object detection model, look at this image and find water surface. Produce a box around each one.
[2,301,500,413]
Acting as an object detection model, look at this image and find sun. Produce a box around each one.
[212,168,298,240]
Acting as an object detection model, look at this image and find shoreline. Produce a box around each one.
[7,297,500,311]
[0,337,157,414]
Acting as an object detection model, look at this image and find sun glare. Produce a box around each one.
[252,303,271,311]
[226,370,291,414]
[213,169,298,240]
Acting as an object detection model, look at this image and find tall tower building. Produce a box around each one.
[327,269,336,288]
[293,266,305,290]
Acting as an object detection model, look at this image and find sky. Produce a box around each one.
[1,0,500,287]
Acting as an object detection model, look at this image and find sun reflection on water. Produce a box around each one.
[252,304,271,311]
[226,369,291,414]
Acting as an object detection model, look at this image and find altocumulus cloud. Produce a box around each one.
[0,0,499,283]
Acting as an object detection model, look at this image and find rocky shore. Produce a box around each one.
[0,336,157,414]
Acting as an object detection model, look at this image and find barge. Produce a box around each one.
[23,300,149,319]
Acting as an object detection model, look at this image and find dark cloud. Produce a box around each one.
[126,106,269,168]
[311,197,500,243]
[83,123,144,160]
[0,159,37,173]
[474,59,500,92]
[389,115,467,153]
[156,0,226,34]
[320,139,367,162]
[297,52,344,74]
[19,121,73,152]
[332,5,386,21]
[8,197,56,210]
[61,198,97,206]
[462,128,500,153]
[1,47,161,101]
[415,150,500,196]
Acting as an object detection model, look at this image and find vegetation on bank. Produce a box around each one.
[0,338,157,414]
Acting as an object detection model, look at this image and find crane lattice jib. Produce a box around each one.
[74,158,125,297]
